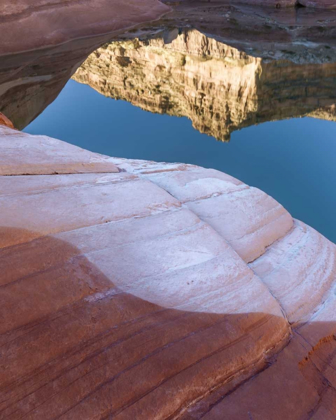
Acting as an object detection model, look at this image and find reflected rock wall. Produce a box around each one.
[73,29,336,141]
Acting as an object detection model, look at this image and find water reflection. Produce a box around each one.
[1,8,336,243]
[1,3,336,135]
[73,28,336,141]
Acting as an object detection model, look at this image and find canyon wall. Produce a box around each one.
[73,29,336,141]
[0,36,118,130]
[0,0,170,129]
[0,0,169,55]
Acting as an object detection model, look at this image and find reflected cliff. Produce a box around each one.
[73,29,336,142]
[1,2,336,135]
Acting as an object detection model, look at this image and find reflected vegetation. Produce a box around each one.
[73,28,336,141]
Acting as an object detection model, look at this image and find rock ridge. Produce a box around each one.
[1,127,336,419]
[0,0,170,55]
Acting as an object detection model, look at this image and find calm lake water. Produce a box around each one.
[25,79,336,244]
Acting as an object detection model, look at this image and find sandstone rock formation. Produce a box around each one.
[0,127,118,176]
[0,112,14,129]
[0,35,128,130]
[0,0,169,130]
[73,29,336,141]
[1,126,336,419]
[142,2,336,56]
[0,0,169,55]
[2,1,336,417]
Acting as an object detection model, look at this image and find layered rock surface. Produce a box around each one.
[2,0,336,418]
[0,37,115,130]
[0,0,169,55]
[73,29,336,141]
[0,127,118,176]
[1,127,336,419]
[0,0,169,130]
[135,2,336,56]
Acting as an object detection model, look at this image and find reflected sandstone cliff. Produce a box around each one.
[73,29,336,141]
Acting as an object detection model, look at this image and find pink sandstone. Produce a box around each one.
[1,0,336,418]
[0,112,14,129]
[0,0,333,62]
[0,126,119,176]
[1,127,336,419]
[0,0,170,56]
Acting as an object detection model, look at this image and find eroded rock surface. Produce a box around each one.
[0,36,119,130]
[0,0,169,130]
[0,126,119,175]
[0,112,14,129]
[0,0,169,55]
[2,0,336,417]
[1,128,336,419]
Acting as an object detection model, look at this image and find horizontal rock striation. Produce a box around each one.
[0,0,170,56]
[0,0,170,130]
[0,126,119,176]
[0,37,117,130]
[73,29,336,141]
[1,127,336,419]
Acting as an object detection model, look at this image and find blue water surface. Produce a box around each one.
[25,79,336,243]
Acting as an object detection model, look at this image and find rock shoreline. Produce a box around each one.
[2,0,336,418]
[1,126,336,419]
[0,0,170,56]
[0,0,334,58]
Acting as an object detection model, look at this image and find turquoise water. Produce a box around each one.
[25,79,336,243]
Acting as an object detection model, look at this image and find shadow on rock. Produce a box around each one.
[0,228,335,419]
